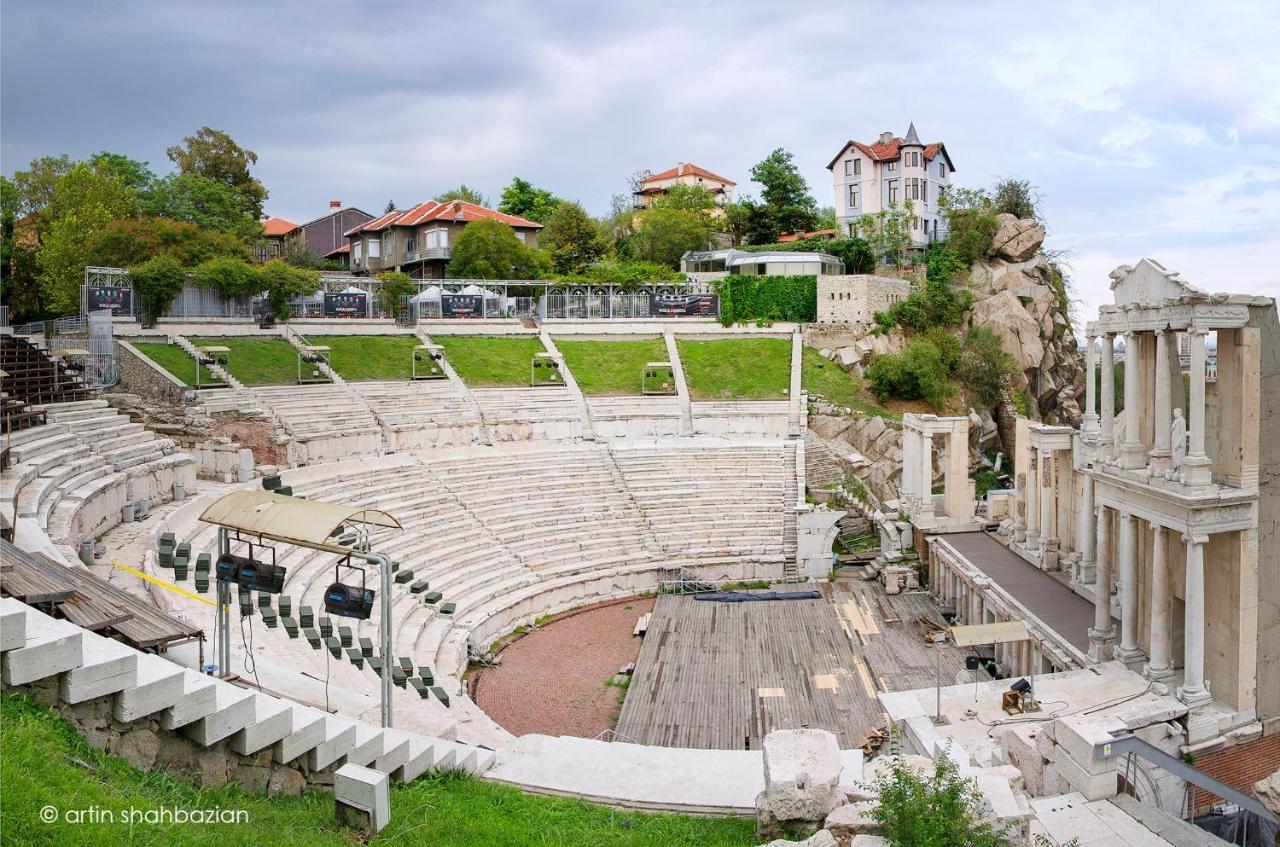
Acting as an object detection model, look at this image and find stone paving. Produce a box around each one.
[473,597,653,740]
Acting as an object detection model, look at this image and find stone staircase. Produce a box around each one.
[170,335,243,390]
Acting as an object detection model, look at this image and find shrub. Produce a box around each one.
[871,751,1007,846]
[872,274,971,333]
[448,219,548,279]
[129,253,187,322]
[258,259,319,320]
[943,207,1000,266]
[374,270,415,315]
[960,327,1016,408]
[555,259,683,288]
[713,274,816,325]
[191,256,262,299]
[866,336,955,409]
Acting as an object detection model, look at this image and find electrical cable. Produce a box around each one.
[238,602,262,692]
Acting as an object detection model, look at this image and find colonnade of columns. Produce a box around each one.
[930,555,1045,678]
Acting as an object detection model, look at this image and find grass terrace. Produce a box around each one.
[320,335,421,381]
[432,335,547,387]
[801,347,901,420]
[555,337,670,396]
[677,337,791,400]
[0,693,756,847]
[186,336,300,385]
[129,341,199,386]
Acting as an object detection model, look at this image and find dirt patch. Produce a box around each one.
[472,597,653,739]
[211,417,285,466]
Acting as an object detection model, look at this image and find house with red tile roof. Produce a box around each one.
[632,163,736,212]
[256,201,375,263]
[826,123,955,247]
[343,199,542,278]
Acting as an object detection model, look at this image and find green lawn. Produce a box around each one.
[801,347,903,421]
[676,338,792,400]
[555,338,670,396]
[130,341,199,386]
[320,335,421,381]
[1,692,755,847]
[433,335,547,387]
[187,337,300,385]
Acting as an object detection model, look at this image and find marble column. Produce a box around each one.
[1120,331,1147,469]
[902,429,917,509]
[1100,334,1116,444]
[1089,506,1115,660]
[1012,467,1026,544]
[1178,534,1212,707]
[1149,329,1172,469]
[1025,447,1040,550]
[1115,512,1145,664]
[1084,334,1099,432]
[921,433,934,509]
[1182,328,1212,485]
[1076,471,1097,584]
[1039,451,1055,545]
[1145,524,1173,680]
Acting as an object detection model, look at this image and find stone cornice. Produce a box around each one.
[1092,470,1258,535]
[1087,300,1253,335]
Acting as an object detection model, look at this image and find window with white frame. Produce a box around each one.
[424,229,447,248]
[887,160,897,172]
[888,179,899,204]
[847,184,859,208]
[353,241,363,262]
[367,237,380,258]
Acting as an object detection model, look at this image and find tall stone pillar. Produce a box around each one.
[1182,328,1212,485]
[1149,329,1172,469]
[1012,469,1026,543]
[1120,332,1147,469]
[1039,450,1054,545]
[1084,334,1099,432]
[1025,447,1040,550]
[1145,524,1173,680]
[1115,512,1145,664]
[1076,471,1096,585]
[1089,506,1115,660]
[920,433,933,511]
[1178,534,1212,708]
[1100,334,1116,445]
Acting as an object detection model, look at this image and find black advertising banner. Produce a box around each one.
[441,293,484,318]
[650,293,719,317]
[323,291,368,318]
[85,286,132,315]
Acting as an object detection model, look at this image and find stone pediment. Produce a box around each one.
[1108,258,1205,306]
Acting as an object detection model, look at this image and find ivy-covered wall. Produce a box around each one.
[714,274,817,325]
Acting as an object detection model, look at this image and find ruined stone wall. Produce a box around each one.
[114,340,191,404]
[815,274,911,326]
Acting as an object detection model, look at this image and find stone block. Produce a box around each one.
[114,653,185,722]
[229,694,293,755]
[308,713,358,772]
[180,681,255,744]
[761,831,838,847]
[0,597,28,652]
[274,704,327,765]
[824,802,881,842]
[1,609,83,686]
[60,631,138,703]
[160,670,219,730]
[757,729,845,839]
[343,722,384,768]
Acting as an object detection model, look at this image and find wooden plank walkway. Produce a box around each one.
[617,581,975,750]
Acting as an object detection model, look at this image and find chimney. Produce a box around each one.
[879,131,894,144]
[330,200,342,211]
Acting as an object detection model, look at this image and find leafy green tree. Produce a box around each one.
[435,185,488,207]
[866,335,956,409]
[555,259,683,287]
[85,218,246,270]
[749,148,820,239]
[87,152,156,194]
[448,219,547,279]
[374,270,415,315]
[870,754,1044,847]
[497,177,561,223]
[142,173,258,237]
[628,207,711,268]
[384,199,396,214]
[652,183,716,216]
[166,127,268,219]
[258,259,320,320]
[991,177,1041,221]
[961,326,1017,408]
[540,201,607,274]
[852,201,915,268]
[129,253,188,322]
[36,163,140,312]
[12,154,73,215]
[721,200,754,246]
[1,176,43,322]
[191,256,263,299]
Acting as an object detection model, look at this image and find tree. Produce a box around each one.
[721,200,754,246]
[166,127,268,219]
[142,173,258,238]
[1,176,43,322]
[191,256,263,299]
[129,253,188,323]
[384,199,396,214]
[435,185,488,207]
[991,177,1041,222]
[87,152,156,194]
[12,155,73,215]
[961,327,1017,409]
[871,755,1008,847]
[627,207,711,268]
[540,201,607,274]
[84,218,245,270]
[258,259,320,320]
[853,201,916,269]
[497,177,561,223]
[36,163,140,312]
[448,219,547,279]
[554,259,682,287]
[652,183,716,216]
[749,148,820,239]
[866,335,956,409]
[374,270,415,315]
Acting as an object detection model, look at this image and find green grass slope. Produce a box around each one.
[555,338,670,396]
[433,335,547,387]
[677,338,791,400]
[0,692,755,847]
[800,346,901,420]
[320,335,421,381]
[130,341,199,386]
[187,337,300,385]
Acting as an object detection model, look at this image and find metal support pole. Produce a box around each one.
[376,552,393,728]
[216,527,230,677]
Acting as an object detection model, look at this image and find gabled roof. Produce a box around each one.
[262,216,299,237]
[344,200,541,236]
[297,206,374,229]
[826,131,955,172]
[641,163,736,187]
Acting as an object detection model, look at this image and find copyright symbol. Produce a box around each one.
[40,805,57,823]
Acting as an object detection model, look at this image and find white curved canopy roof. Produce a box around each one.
[198,490,401,549]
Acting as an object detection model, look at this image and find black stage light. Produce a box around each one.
[965,654,981,670]
[213,552,286,594]
[1009,677,1032,694]
[325,582,375,620]
[215,552,247,582]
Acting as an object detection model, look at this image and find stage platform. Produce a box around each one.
[616,580,974,750]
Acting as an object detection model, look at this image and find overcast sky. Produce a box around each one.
[3,1,1278,318]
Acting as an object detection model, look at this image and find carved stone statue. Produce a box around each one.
[1171,408,1187,466]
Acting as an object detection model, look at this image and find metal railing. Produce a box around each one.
[11,315,88,338]
[405,246,451,262]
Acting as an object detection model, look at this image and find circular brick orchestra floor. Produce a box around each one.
[472,596,654,739]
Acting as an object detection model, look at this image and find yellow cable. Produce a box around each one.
[109,559,222,608]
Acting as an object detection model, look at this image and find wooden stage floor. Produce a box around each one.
[615,580,974,750]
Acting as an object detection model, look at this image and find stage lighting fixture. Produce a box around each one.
[325,561,375,620]
[213,548,286,594]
